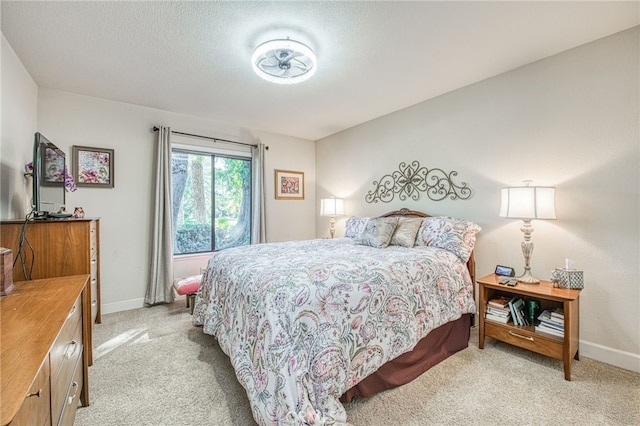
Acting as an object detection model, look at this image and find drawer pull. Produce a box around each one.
[508,331,534,341]
[27,389,42,398]
[67,382,79,405]
[65,340,79,359]
[67,304,77,319]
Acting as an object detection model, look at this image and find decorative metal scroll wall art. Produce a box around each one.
[365,161,472,203]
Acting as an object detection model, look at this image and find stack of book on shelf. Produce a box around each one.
[535,308,564,337]
[485,297,512,323]
[507,297,530,326]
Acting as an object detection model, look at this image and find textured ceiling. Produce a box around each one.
[2,1,638,141]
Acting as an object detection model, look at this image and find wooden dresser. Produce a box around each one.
[1,275,90,426]
[0,218,100,364]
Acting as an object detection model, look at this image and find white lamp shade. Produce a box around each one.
[500,186,556,219]
[320,198,344,216]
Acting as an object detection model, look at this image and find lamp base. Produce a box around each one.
[517,270,540,284]
[329,217,336,239]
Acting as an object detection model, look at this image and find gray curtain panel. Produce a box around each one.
[145,126,175,305]
[251,142,267,244]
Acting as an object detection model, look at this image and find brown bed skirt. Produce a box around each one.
[340,313,472,403]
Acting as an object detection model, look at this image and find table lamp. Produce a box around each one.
[500,182,556,284]
[320,197,344,238]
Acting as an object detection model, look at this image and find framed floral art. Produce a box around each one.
[72,145,115,188]
[275,169,304,200]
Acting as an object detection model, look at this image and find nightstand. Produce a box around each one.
[477,273,581,380]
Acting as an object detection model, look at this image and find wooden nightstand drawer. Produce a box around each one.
[485,322,563,359]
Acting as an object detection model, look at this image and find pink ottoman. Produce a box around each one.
[173,274,202,314]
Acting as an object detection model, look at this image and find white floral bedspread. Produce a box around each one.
[192,238,475,425]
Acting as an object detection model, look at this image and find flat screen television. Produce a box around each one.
[32,132,69,218]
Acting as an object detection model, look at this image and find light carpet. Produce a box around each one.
[75,302,640,425]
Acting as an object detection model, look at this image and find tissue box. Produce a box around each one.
[551,268,584,289]
[0,247,15,296]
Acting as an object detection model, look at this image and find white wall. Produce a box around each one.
[316,27,639,372]
[1,33,38,219]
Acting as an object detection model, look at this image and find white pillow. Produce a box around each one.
[389,217,422,247]
[354,217,399,248]
[414,216,481,262]
[344,216,370,238]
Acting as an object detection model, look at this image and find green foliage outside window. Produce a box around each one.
[172,149,251,254]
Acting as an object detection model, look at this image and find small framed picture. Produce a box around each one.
[275,169,304,200]
[73,145,115,188]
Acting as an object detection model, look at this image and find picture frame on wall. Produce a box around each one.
[275,169,304,200]
[73,145,115,188]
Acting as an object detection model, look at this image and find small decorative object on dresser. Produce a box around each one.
[73,206,86,218]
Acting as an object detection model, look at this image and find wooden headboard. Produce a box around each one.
[379,208,477,287]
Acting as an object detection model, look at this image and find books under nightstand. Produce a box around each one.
[535,308,565,337]
[484,296,532,326]
[485,297,511,323]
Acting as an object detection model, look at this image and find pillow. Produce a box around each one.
[415,216,481,262]
[344,216,370,238]
[389,217,422,247]
[354,217,399,248]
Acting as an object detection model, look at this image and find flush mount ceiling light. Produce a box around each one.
[251,38,317,84]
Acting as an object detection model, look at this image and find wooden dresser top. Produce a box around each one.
[0,275,89,425]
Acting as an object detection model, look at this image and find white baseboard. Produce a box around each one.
[99,295,188,316]
[100,298,146,315]
[580,339,640,373]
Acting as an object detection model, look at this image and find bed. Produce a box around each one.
[192,208,480,425]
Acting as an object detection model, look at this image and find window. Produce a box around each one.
[172,148,251,255]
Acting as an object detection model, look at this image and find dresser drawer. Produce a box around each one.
[57,357,83,426]
[91,284,98,325]
[8,361,51,426]
[90,256,98,324]
[90,221,97,257]
[51,319,83,424]
[49,296,82,379]
[485,322,563,360]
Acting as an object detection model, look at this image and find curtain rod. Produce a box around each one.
[152,126,267,150]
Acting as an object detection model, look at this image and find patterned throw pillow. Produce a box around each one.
[344,216,370,238]
[389,217,423,247]
[354,217,399,248]
[415,216,481,262]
